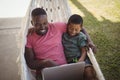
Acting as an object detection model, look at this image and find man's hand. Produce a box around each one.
[42,59,59,67]
[27,27,35,35]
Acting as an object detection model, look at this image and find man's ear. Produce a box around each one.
[31,21,33,25]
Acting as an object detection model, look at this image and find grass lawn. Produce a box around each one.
[68,0,120,80]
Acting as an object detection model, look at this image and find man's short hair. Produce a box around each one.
[31,8,47,17]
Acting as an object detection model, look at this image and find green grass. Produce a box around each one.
[68,0,120,80]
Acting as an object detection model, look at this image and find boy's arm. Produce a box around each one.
[78,47,87,62]
[81,27,97,53]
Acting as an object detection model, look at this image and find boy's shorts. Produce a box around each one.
[67,56,92,66]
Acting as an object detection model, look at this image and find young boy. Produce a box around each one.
[62,14,98,80]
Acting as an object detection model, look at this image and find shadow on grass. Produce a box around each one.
[70,0,120,80]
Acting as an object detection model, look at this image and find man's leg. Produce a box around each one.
[36,59,58,80]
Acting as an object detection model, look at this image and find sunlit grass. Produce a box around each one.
[68,0,120,80]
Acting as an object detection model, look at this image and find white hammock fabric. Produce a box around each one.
[19,0,105,80]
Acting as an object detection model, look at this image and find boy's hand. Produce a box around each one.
[78,59,83,62]
[88,42,97,53]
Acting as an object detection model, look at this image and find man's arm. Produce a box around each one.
[81,27,97,53]
[24,47,58,70]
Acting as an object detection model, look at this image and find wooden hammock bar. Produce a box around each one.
[19,0,105,80]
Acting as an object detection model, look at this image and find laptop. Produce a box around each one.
[41,61,85,80]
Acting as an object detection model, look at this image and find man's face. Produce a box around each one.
[32,15,48,35]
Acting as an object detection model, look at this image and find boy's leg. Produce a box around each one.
[84,66,98,80]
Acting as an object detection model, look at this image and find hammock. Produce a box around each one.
[19,0,105,80]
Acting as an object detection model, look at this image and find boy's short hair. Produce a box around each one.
[31,8,47,17]
[67,14,83,26]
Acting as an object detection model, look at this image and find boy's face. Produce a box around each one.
[68,23,82,36]
[32,15,48,35]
